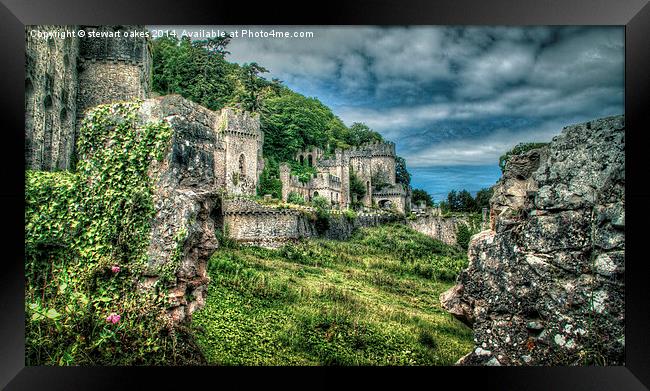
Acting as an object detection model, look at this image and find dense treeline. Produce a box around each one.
[439,188,493,214]
[410,187,493,214]
[151,36,411,198]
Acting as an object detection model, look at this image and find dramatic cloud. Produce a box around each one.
[152,25,624,196]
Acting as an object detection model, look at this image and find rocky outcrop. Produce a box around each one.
[139,95,222,324]
[441,115,625,366]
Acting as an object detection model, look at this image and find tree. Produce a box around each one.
[151,35,238,111]
[395,156,411,186]
[257,158,282,199]
[349,166,366,208]
[475,187,493,211]
[235,62,270,112]
[347,122,383,146]
[457,190,477,213]
[411,189,434,207]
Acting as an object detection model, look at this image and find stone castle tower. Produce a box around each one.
[25,25,151,171]
[214,108,264,196]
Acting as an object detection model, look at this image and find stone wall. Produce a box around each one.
[407,214,472,246]
[25,25,79,171]
[441,115,625,366]
[222,197,398,248]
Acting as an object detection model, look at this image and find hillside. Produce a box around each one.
[192,224,473,365]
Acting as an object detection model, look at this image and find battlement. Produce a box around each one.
[345,140,396,158]
[217,107,261,137]
[372,183,407,197]
[78,26,150,65]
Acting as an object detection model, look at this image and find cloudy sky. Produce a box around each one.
[155,26,624,202]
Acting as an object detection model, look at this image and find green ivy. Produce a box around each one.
[25,101,201,365]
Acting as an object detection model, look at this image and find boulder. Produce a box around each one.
[442,115,625,365]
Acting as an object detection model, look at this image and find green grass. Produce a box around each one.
[191,223,473,365]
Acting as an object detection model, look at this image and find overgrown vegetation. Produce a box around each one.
[25,101,202,365]
[192,224,472,365]
[498,142,549,173]
[411,189,435,208]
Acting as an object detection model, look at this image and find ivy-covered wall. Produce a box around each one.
[25,100,204,365]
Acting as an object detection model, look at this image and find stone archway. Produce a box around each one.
[378,199,392,209]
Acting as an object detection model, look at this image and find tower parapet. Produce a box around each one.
[218,108,261,138]
[76,26,151,122]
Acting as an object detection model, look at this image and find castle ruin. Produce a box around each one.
[280,142,411,214]
[25,25,264,199]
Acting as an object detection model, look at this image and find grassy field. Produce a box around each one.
[191,223,473,365]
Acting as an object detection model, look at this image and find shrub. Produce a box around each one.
[311,195,329,210]
[499,142,549,173]
[287,191,305,205]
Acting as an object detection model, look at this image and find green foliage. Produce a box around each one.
[444,188,493,213]
[348,166,366,209]
[314,207,331,234]
[499,142,549,173]
[260,91,352,163]
[287,191,305,205]
[311,195,329,210]
[412,189,434,208]
[475,187,493,211]
[25,101,201,365]
[395,156,411,186]
[343,209,358,222]
[152,36,237,111]
[347,122,383,146]
[288,159,318,184]
[455,223,472,250]
[192,224,472,365]
[257,158,282,199]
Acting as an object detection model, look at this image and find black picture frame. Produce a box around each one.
[1,0,648,389]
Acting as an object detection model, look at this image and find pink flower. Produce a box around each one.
[106,313,121,324]
[111,265,120,274]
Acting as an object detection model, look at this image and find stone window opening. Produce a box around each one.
[308,154,313,167]
[366,181,370,196]
[299,155,304,165]
[238,154,246,178]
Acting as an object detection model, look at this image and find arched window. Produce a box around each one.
[366,181,370,196]
[308,154,313,167]
[238,154,246,177]
[299,155,304,165]
[313,191,319,198]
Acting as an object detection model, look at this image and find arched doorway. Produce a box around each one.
[308,154,313,167]
[378,199,392,209]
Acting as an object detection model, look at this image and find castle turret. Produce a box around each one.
[76,25,151,126]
